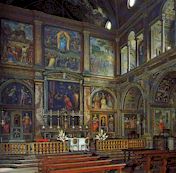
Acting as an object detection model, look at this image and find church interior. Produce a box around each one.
[0,0,176,172]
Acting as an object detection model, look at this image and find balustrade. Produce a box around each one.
[0,141,66,155]
[96,138,146,151]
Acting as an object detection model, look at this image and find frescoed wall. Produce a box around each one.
[1,82,32,105]
[90,37,115,77]
[44,26,81,72]
[92,90,114,110]
[48,80,80,112]
[1,19,33,65]
[153,109,171,135]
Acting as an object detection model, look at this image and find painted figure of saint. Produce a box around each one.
[101,94,107,109]
[93,93,100,109]
[107,94,113,108]
[64,95,73,110]
[92,114,99,132]
[108,115,114,132]
[22,113,31,133]
[159,119,165,134]
[7,85,17,104]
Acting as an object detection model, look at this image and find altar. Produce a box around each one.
[68,138,89,151]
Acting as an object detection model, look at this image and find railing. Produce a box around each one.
[96,138,146,151]
[0,141,67,155]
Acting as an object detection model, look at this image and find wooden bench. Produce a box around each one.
[39,155,100,173]
[48,163,126,173]
[45,159,112,173]
[125,150,176,173]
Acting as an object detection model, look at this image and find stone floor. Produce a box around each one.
[0,167,38,173]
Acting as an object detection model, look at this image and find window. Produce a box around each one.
[127,0,136,9]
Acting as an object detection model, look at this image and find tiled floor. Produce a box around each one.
[0,167,38,173]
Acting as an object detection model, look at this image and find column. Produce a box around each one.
[34,80,44,139]
[135,37,139,67]
[161,13,166,53]
[115,38,120,75]
[83,31,90,73]
[127,41,130,72]
[34,20,43,66]
[49,110,52,129]
[143,12,150,62]
[174,0,176,47]
[57,110,60,129]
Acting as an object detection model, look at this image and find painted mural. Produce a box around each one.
[48,80,80,112]
[1,19,33,65]
[92,91,114,110]
[123,87,142,110]
[44,26,81,72]
[155,77,176,103]
[121,46,128,75]
[153,109,171,135]
[22,111,32,133]
[1,110,10,134]
[91,113,114,133]
[90,37,114,77]
[1,82,32,105]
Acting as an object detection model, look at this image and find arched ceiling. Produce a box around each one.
[1,0,147,29]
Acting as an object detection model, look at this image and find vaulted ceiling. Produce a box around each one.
[1,0,147,29]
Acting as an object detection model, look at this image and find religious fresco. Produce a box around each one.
[155,77,176,103]
[121,46,128,75]
[1,82,32,105]
[1,19,33,65]
[22,111,32,133]
[1,110,10,134]
[124,114,137,137]
[123,87,142,110]
[90,37,115,77]
[92,91,114,110]
[91,113,114,133]
[153,109,171,135]
[48,80,80,112]
[44,25,81,72]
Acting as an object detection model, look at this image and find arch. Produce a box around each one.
[0,79,34,106]
[121,84,144,111]
[90,88,117,110]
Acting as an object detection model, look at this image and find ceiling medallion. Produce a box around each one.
[127,0,136,9]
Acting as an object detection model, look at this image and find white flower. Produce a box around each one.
[95,129,108,141]
[57,129,68,142]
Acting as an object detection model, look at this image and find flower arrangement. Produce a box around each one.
[95,129,108,141]
[57,129,68,142]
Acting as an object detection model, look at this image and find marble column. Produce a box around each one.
[83,86,91,127]
[34,80,44,139]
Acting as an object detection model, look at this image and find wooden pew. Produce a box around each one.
[39,156,100,173]
[45,159,112,173]
[48,163,126,173]
[126,150,176,173]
